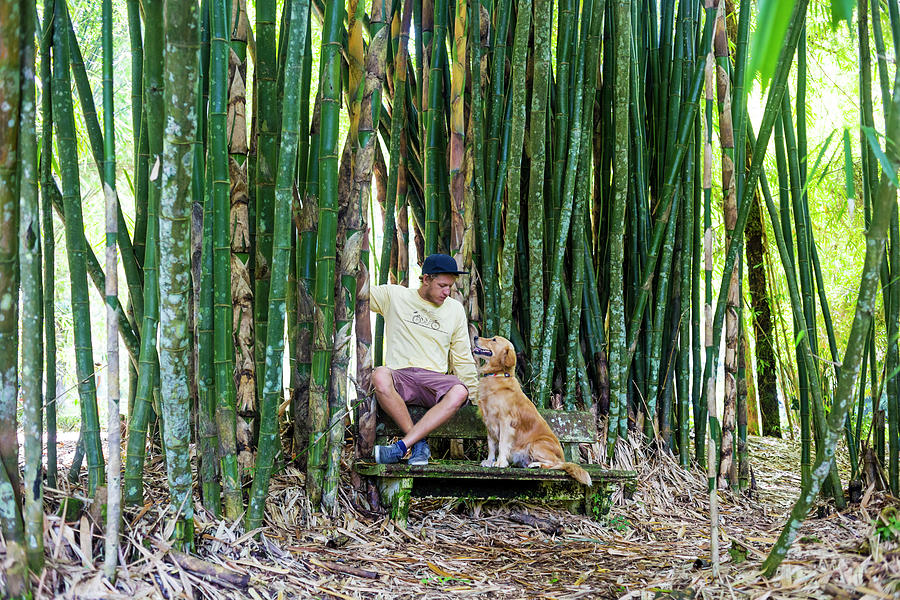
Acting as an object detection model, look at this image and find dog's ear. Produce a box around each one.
[502,345,516,370]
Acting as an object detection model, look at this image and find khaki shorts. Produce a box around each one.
[389,367,469,408]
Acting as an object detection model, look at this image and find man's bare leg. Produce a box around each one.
[372,367,468,447]
[399,385,468,447]
[372,367,414,433]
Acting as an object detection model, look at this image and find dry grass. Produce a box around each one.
[6,432,900,599]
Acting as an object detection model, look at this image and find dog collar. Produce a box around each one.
[480,373,511,378]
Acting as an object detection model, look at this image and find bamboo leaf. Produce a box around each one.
[829,0,854,31]
[745,0,795,91]
[844,128,855,218]
[797,129,836,202]
[863,126,899,187]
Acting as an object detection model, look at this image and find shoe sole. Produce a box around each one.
[408,459,429,466]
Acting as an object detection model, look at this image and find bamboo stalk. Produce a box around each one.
[255,0,278,401]
[762,52,900,578]
[497,0,531,340]
[213,0,242,520]
[307,0,343,507]
[159,0,200,549]
[52,0,104,496]
[19,0,43,573]
[39,0,57,489]
[102,0,121,575]
[247,0,310,527]
[607,0,630,450]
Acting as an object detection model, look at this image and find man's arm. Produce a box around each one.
[369,284,391,315]
[449,308,479,404]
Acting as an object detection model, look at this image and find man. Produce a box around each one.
[369,253,478,465]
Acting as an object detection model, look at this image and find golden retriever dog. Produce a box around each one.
[472,336,592,486]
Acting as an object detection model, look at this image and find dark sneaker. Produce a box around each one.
[408,440,431,466]
[375,443,404,464]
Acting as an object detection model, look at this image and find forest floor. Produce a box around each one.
[15,429,900,599]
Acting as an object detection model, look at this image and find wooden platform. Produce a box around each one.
[353,405,637,526]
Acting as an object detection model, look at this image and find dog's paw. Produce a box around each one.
[495,458,510,468]
[480,459,494,468]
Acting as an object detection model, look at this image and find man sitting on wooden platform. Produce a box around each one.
[370,253,478,466]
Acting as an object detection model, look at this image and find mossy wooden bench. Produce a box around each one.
[353,405,637,527]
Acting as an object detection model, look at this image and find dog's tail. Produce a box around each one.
[557,462,592,486]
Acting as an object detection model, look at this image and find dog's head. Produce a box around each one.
[472,335,516,375]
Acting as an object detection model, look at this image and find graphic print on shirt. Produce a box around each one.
[407,309,446,332]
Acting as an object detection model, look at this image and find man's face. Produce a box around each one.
[419,274,457,306]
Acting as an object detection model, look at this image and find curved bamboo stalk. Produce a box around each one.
[762,50,900,578]
[52,0,104,496]
[66,19,144,329]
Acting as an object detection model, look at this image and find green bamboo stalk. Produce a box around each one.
[19,0,43,573]
[678,122,695,466]
[210,0,242,520]
[496,0,531,340]
[307,0,344,507]
[52,0,104,496]
[607,0,630,451]
[126,0,145,265]
[375,0,412,366]
[158,0,200,549]
[124,0,164,508]
[293,93,319,461]
[198,159,220,514]
[254,0,277,399]
[481,0,512,331]
[701,0,809,457]
[196,0,222,517]
[423,0,448,255]
[0,0,23,526]
[762,56,900,578]
[0,459,27,597]
[101,0,121,575]
[247,0,310,527]
[323,133,358,509]
[551,0,575,216]
[645,192,680,442]
[623,7,716,366]
[527,0,550,370]
[66,18,144,328]
[691,110,703,465]
[40,0,57,489]
[565,0,603,409]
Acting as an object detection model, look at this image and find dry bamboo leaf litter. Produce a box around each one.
[3,432,899,598]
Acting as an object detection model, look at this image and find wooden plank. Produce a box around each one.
[355,460,636,482]
[375,405,598,443]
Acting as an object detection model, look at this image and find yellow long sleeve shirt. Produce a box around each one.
[370,284,478,402]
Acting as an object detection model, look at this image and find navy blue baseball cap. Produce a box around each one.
[422,253,469,275]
